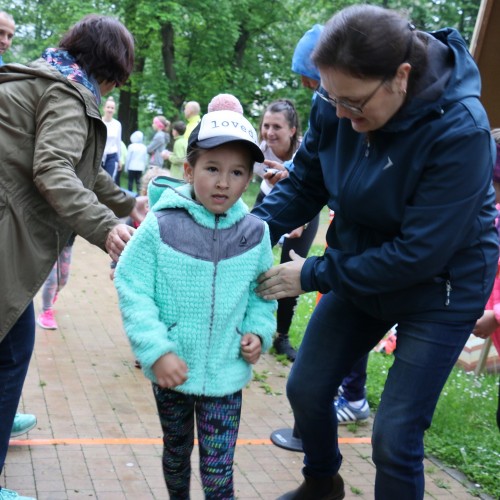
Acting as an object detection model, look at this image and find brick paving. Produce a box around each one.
[1,238,488,499]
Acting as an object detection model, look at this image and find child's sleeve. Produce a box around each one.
[240,223,277,352]
[114,214,177,380]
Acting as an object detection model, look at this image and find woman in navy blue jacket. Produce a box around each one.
[254,5,498,500]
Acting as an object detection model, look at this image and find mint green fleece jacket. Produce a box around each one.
[115,184,277,396]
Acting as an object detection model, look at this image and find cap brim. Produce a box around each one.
[196,136,265,163]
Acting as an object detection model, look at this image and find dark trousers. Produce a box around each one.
[341,353,369,401]
[255,189,320,337]
[0,303,35,476]
[153,385,242,499]
[277,213,320,336]
[287,291,473,499]
[128,170,142,193]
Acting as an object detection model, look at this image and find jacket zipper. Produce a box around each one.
[203,215,221,393]
[445,279,452,306]
[339,136,370,217]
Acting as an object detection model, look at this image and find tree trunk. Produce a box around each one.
[118,56,145,143]
[160,21,185,110]
[234,26,250,67]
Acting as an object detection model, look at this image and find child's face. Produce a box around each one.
[184,143,252,215]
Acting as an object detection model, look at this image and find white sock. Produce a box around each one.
[348,398,366,409]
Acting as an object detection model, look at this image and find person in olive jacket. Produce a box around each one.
[0,15,146,499]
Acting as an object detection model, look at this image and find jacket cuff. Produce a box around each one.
[301,256,319,292]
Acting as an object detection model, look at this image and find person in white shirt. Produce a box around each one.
[101,96,122,184]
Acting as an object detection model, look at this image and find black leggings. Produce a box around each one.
[277,214,320,335]
[128,170,142,193]
[255,190,321,336]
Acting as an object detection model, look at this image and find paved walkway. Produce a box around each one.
[2,238,486,499]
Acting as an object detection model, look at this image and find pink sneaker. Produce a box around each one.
[37,310,58,330]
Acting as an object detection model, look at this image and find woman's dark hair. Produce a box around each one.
[259,99,301,157]
[172,121,187,136]
[59,14,134,87]
[312,5,427,97]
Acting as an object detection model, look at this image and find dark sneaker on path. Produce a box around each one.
[273,335,297,362]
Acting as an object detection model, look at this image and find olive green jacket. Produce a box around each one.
[0,59,135,339]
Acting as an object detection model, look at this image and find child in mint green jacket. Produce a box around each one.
[114,108,276,499]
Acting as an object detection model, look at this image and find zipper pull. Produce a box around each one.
[365,140,370,157]
[445,280,452,306]
[213,215,219,240]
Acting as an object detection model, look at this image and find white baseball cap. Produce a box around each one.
[187,110,264,163]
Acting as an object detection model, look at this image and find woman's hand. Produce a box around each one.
[287,226,305,239]
[472,310,498,339]
[263,160,288,186]
[130,195,148,224]
[256,250,305,300]
[106,224,135,261]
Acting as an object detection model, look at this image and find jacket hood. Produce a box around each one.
[153,183,249,228]
[130,130,144,143]
[291,24,323,81]
[383,28,479,132]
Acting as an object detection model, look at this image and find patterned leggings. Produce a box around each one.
[153,385,242,499]
[41,245,73,311]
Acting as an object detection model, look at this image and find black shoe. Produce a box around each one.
[273,335,297,361]
[277,472,345,500]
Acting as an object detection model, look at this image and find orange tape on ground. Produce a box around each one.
[10,437,371,446]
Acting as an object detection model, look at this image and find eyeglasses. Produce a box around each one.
[315,78,387,115]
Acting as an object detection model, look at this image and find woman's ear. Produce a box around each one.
[396,62,412,93]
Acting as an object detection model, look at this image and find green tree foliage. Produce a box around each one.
[0,0,481,140]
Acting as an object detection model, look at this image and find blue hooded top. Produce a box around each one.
[291,24,323,81]
[253,28,498,322]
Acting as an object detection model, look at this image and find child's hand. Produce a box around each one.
[240,333,262,364]
[152,353,188,388]
[472,310,498,339]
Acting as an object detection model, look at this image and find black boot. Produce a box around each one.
[277,472,345,500]
[273,334,297,361]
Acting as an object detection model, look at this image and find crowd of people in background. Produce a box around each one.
[1,5,499,500]
[101,100,197,194]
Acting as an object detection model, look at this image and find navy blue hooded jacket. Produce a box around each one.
[253,28,498,322]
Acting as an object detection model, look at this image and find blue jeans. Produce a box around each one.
[102,152,119,181]
[287,292,473,499]
[0,303,35,476]
[341,353,369,401]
